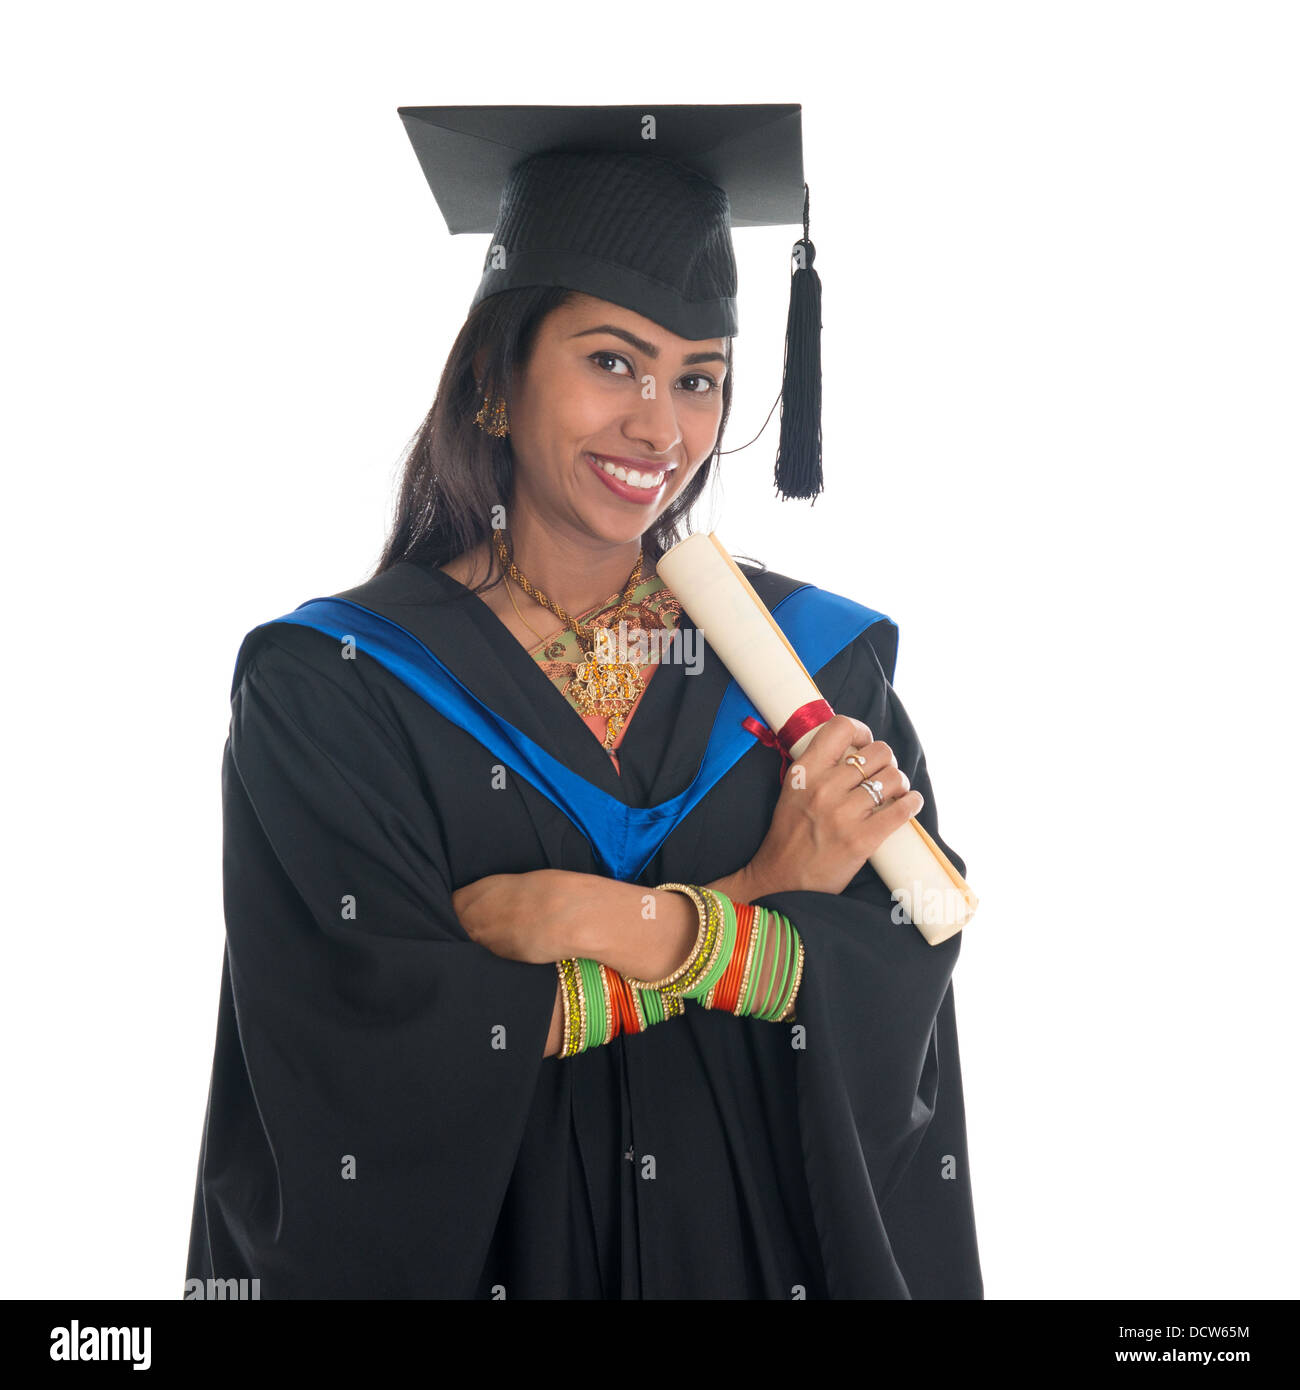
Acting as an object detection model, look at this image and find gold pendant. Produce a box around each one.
[603,711,626,751]
[569,626,641,718]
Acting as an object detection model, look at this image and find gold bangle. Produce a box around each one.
[557,959,581,1058]
[629,982,648,1034]
[563,958,592,1057]
[657,883,714,994]
[664,887,724,998]
[598,962,616,1045]
[623,883,710,991]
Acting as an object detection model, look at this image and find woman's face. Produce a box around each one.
[502,292,728,545]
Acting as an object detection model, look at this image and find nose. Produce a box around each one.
[624,374,683,460]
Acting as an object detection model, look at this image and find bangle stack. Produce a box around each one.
[555,957,685,1059]
[622,884,736,1002]
[555,883,807,1059]
[632,884,805,1022]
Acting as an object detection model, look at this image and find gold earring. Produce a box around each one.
[474,392,510,437]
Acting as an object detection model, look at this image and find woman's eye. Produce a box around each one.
[678,373,719,395]
[590,350,633,376]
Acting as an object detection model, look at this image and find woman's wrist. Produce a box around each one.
[569,871,777,984]
[706,861,776,905]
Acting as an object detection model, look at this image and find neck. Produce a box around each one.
[495,516,650,619]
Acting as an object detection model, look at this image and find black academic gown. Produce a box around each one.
[185,560,983,1299]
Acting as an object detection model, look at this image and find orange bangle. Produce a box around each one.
[713,901,748,1012]
[608,968,637,1035]
[603,965,622,1042]
[714,901,755,1013]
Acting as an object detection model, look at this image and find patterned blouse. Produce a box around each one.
[521,574,683,776]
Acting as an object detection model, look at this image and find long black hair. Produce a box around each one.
[371,286,735,595]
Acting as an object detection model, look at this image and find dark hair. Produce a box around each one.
[371,286,735,594]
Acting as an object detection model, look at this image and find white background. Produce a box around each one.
[2,1,1296,1300]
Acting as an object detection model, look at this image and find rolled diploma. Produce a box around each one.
[657,532,978,946]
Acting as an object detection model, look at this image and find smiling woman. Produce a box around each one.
[576,316,725,501]
[501,297,729,533]
[185,103,983,1301]
[375,285,734,592]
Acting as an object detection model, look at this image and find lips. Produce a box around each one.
[586,452,671,503]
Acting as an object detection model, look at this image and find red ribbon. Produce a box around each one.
[742,699,836,785]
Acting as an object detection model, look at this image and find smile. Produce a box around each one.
[586,452,672,500]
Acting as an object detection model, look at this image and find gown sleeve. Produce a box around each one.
[747,631,983,1298]
[185,627,559,1298]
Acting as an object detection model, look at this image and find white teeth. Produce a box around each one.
[596,457,665,489]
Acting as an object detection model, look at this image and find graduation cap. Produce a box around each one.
[397,104,824,502]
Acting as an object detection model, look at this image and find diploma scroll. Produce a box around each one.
[657,532,978,946]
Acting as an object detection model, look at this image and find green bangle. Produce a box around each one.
[773,929,805,1021]
[739,906,771,1017]
[755,910,780,1019]
[577,957,605,1050]
[754,913,778,1020]
[661,886,722,998]
[555,963,686,1060]
[762,913,796,1020]
[680,888,737,1002]
[777,917,800,1017]
[635,984,683,1030]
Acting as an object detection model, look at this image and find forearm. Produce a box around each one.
[550,869,803,1062]
[594,869,803,1020]
[551,913,805,1065]
[506,868,792,1059]
[574,878,698,983]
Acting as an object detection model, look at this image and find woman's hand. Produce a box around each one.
[452,869,596,964]
[745,715,923,897]
[451,873,588,1061]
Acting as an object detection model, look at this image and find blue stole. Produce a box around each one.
[240,586,894,881]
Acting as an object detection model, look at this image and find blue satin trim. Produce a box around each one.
[244,585,893,881]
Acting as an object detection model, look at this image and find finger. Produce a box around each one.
[866,739,899,772]
[828,739,894,799]
[452,875,499,920]
[800,715,874,773]
[850,765,912,815]
[864,788,924,827]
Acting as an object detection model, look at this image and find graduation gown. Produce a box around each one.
[185,560,983,1299]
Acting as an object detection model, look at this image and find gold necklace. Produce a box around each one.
[503,570,549,645]
[492,529,645,753]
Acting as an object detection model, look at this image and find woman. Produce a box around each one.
[185,104,982,1299]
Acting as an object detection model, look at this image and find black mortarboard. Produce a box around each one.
[397,104,824,502]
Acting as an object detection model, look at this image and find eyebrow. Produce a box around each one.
[569,323,728,367]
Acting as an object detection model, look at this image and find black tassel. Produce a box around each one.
[774,182,824,502]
